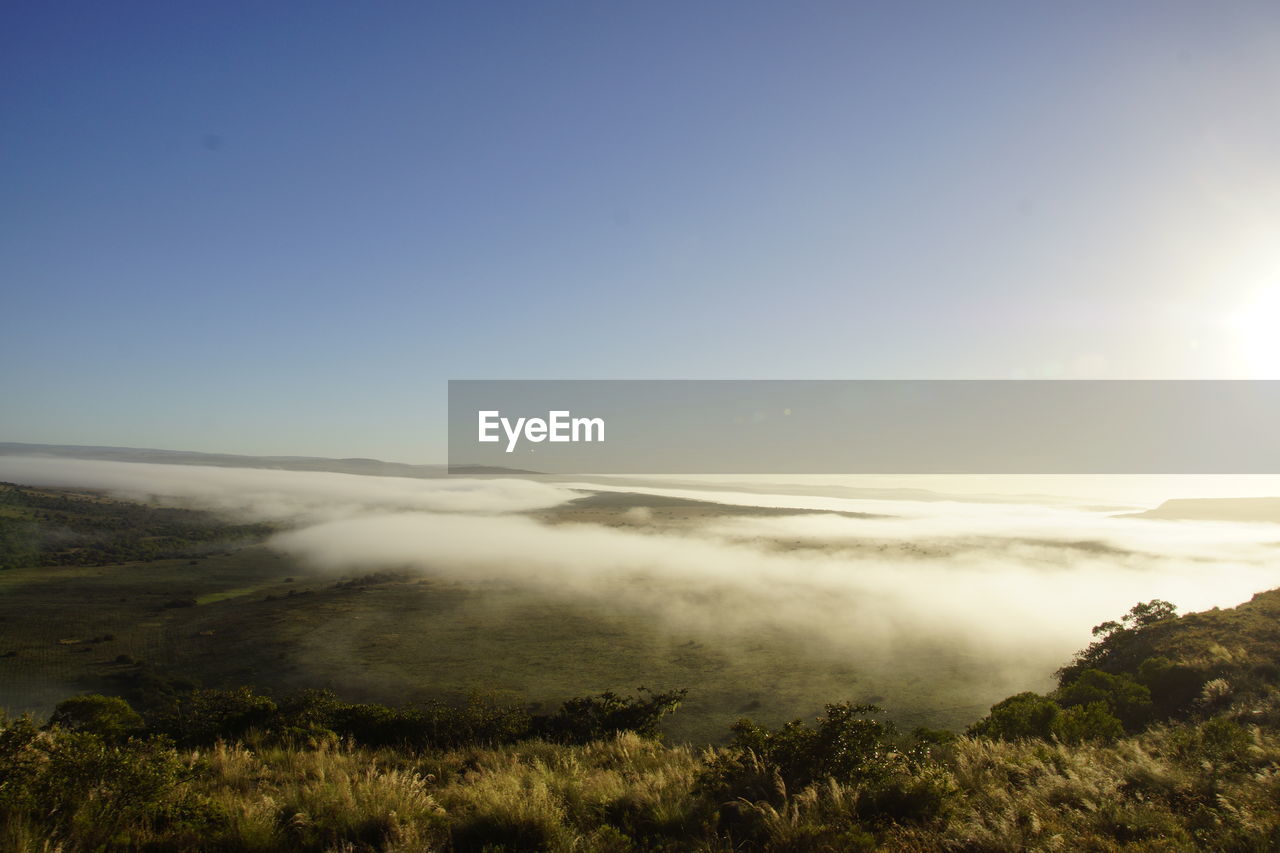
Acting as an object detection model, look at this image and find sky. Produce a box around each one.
[3,2,1280,462]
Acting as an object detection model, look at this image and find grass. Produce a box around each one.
[6,718,1280,851]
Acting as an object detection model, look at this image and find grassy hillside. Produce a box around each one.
[5,483,1280,848]
[0,482,272,568]
[4,615,1280,851]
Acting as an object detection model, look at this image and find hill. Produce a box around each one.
[0,442,539,478]
[1120,496,1280,523]
[6,590,1280,850]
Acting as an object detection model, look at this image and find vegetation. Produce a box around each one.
[6,593,1280,850]
[0,483,271,568]
[7,486,1280,847]
[0,486,1016,741]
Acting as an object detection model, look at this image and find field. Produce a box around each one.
[0,483,1039,742]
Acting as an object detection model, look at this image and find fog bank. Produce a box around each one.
[5,455,1279,694]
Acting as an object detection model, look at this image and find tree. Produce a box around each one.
[1059,600,1180,686]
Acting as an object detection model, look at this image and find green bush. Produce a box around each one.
[699,702,920,819]
[48,693,144,742]
[536,688,686,745]
[0,715,224,849]
[967,692,1060,741]
[1056,669,1152,730]
[1137,656,1206,716]
[1050,701,1125,743]
[148,687,279,746]
[1171,717,1254,770]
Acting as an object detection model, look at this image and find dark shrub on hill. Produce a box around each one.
[1057,668,1152,730]
[327,695,533,749]
[1051,701,1125,743]
[148,687,279,746]
[968,692,1060,740]
[1137,656,1206,717]
[535,688,687,744]
[700,703,954,840]
[135,685,682,750]
[48,694,144,742]
[968,689,1127,744]
[721,703,898,793]
[107,665,198,712]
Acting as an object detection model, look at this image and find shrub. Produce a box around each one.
[1057,600,1178,686]
[537,688,686,745]
[1137,656,1205,716]
[729,703,897,791]
[699,702,916,822]
[48,693,144,742]
[1057,669,1152,730]
[148,687,279,746]
[0,720,224,849]
[1172,717,1254,769]
[1051,701,1125,743]
[967,692,1060,741]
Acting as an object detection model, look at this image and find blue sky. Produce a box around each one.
[3,2,1280,461]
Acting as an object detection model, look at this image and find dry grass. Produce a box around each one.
[6,722,1280,851]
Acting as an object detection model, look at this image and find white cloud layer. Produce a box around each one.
[5,456,1279,691]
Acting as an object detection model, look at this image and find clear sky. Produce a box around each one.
[3,2,1279,462]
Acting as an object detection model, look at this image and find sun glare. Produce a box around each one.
[1229,285,1280,378]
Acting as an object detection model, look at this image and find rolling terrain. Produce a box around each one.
[0,482,1025,742]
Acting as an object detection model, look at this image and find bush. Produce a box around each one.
[1137,656,1205,717]
[536,688,686,745]
[701,703,901,806]
[1057,600,1178,686]
[1051,701,1125,743]
[1057,669,1152,730]
[968,692,1060,741]
[328,695,533,749]
[148,687,279,746]
[48,693,144,742]
[0,717,224,849]
[1171,717,1254,770]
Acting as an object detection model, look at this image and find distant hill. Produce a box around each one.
[557,489,883,517]
[1120,496,1280,523]
[0,442,539,478]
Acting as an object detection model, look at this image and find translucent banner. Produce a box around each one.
[447,380,1280,474]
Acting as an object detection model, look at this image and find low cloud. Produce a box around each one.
[5,456,1279,702]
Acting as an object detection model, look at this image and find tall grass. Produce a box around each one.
[5,718,1280,850]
